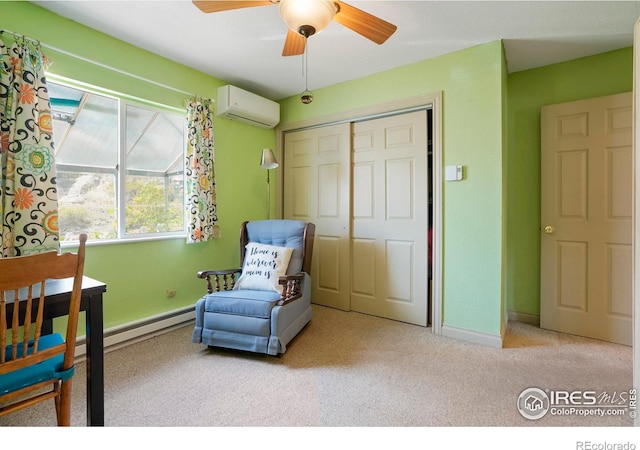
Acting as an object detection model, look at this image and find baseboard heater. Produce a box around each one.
[74,305,195,359]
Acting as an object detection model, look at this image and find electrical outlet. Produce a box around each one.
[166,289,176,298]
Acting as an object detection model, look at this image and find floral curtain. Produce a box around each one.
[185,97,219,243]
[0,38,59,257]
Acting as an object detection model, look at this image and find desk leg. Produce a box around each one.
[42,319,53,335]
[85,292,105,426]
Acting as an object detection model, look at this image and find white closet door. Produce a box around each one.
[283,123,351,310]
[351,110,429,326]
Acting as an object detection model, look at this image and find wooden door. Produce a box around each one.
[351,110,429,326]
[540,92,633,345]
[283,123,351,310]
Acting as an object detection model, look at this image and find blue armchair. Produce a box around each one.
[192,220,315,355]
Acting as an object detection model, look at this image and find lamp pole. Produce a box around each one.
[266,168,272,219]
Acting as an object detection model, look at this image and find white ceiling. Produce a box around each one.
[32,0,640,100]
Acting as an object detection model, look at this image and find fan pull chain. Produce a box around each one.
[300,39,313,104]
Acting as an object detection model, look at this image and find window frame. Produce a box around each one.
[48,77,187,247]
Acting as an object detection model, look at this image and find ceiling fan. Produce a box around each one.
[192,0,397,56]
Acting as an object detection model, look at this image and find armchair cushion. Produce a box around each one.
[234,242,294,294]
[203,289,282,318]
[245,220,307,275]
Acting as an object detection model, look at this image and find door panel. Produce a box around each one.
[352,238,375,295]
[283,123,351,310]
[540,92,632,345]
[290,165,311,217]
[557,241,587,310]
[351,110,429,326]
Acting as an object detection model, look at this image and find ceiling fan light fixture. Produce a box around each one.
[279,0,337,37]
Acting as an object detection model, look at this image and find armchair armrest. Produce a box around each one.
[277,273,305,306]
[197,268,242,294]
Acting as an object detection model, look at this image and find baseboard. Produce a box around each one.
[441,323,503,348]
[70,306,533,357]
[508,310,540,326]
[74,306,195,359]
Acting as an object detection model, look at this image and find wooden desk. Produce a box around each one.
[6,276,107,426]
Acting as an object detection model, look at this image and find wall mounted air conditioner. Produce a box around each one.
[217,85,280,129]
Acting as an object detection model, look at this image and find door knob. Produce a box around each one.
[544,226,555,234]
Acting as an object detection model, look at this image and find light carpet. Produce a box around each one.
[0,304,633,427]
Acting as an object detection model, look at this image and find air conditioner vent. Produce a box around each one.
[217,85,280,129]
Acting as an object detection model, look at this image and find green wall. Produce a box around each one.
[506,47,633,317]
[281,41,506,336]
[3,2,276,331]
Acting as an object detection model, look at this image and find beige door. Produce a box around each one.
[540,92,633,345]
[283,123,351,310]
[351,110,429,326]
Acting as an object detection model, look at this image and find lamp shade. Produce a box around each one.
[260,148,279,169]
[279,0,337,36]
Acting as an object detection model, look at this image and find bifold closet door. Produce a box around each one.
[283,123,351,310]
[351,110,429,326]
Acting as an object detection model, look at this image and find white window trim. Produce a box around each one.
[48,76,187,244]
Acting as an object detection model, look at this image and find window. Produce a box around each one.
[49,81,185,242]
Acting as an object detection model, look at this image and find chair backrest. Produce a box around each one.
[240,220,315,275]
[0,234,87,375]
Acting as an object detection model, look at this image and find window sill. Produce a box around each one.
[60,233,187,249]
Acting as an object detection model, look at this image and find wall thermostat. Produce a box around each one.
[445,165,463,181]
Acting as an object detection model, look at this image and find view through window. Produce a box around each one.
[49,81,185,242]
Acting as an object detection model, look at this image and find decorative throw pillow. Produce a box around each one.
[234,243,294,294]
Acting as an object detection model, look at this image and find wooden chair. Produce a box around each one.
[0,234,87,426]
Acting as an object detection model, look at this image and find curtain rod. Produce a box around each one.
[0,29,198,98]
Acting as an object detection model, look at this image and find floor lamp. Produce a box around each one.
[260,148,278,219]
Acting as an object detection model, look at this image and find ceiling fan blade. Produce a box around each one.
[282,29,306,56]
[192,1,275,14]
[333,1,397,45]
